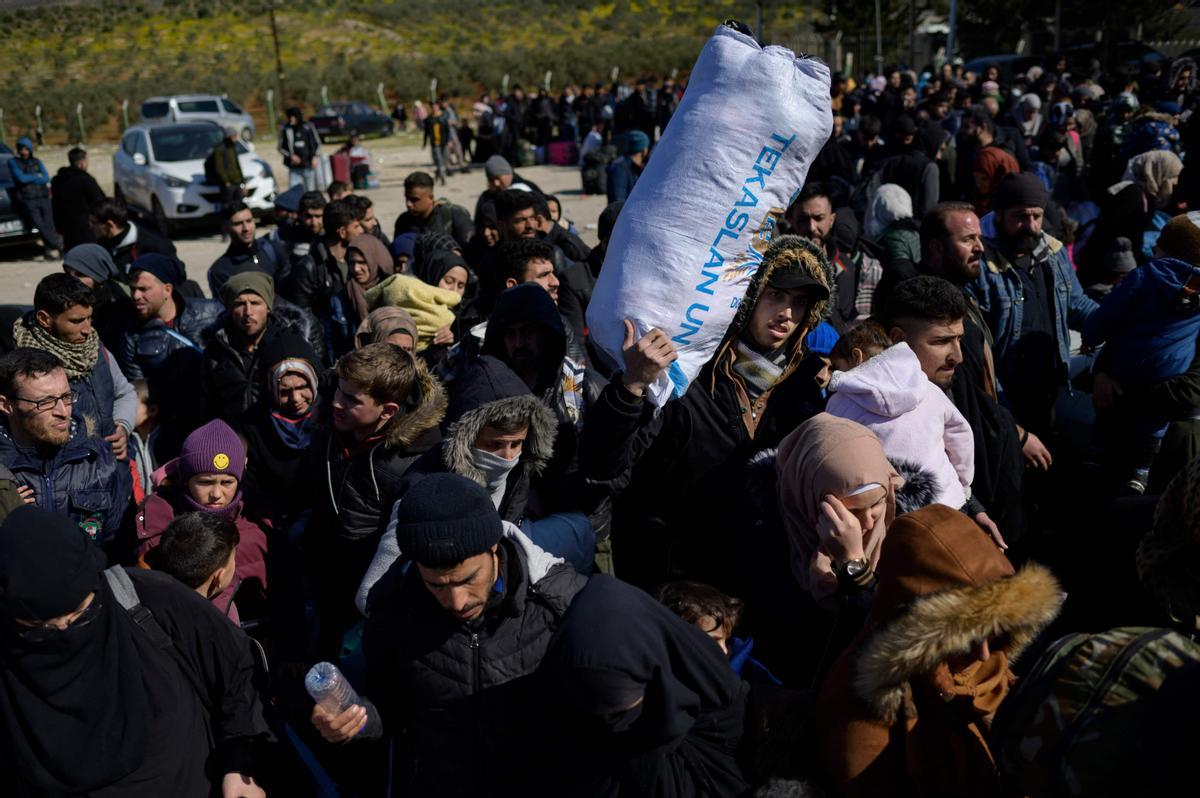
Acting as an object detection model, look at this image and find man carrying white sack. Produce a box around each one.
[580,234,834,593]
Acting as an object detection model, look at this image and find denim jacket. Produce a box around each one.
[967,233,1098,381]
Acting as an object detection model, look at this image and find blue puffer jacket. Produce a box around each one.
[1084,256,1200,385]
[968,233,1099,382]
[116,295,224,382]
[0,418,131,544]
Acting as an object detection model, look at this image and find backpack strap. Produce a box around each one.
[103,566,215,718]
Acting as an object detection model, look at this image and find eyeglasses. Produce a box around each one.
[14,596,101,642]
[13,391,78,413]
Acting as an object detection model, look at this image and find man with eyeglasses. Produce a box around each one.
[0,348,131,545]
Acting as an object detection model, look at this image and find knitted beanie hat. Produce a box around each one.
[1158,212,1200,265]
[178,419,245,483]
[394,474,503,567]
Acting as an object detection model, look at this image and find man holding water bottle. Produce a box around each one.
[311,474,587,795]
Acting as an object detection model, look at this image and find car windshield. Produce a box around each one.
[149,126,226,162]
[317,104,353,116]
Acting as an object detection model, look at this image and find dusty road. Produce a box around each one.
[0,135,607,305]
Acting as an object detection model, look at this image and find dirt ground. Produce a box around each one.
[0,134,607,305]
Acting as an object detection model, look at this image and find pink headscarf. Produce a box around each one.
[776,414,903,602]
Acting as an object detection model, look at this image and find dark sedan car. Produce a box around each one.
[310,102,394,142]
[0,144,41,251]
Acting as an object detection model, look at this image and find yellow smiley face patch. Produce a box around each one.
[213,453,230,470]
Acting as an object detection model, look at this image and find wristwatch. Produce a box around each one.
[837,557,874,589]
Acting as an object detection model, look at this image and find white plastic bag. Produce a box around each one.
[587,24,832,406]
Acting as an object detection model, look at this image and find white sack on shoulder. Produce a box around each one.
[587,23,832,406]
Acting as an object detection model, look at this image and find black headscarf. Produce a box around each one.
[0,506,153,793]
[411,232,478,300]
[547,575,749,797]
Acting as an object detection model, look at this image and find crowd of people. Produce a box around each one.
[3,44,1200,798]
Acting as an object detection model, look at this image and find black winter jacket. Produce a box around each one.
[50,165,105,251]
[280,238,344,318]
[579,236,833,591]
[361,530,587,796]
[0,418,131,545]
[307,362,447,654]
[116,295,223,384]
[207,237,292,298]
[393,202,474,249]
[200,304,324,421]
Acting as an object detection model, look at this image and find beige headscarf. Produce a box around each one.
[345,234,395,325]
[776,413,903,602]
[355,306,418,350]
[1124,150,1184,209]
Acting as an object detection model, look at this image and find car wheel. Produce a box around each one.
[241,126,254,142]
[151,196,174,238]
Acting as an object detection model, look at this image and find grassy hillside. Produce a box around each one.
[0,0,818,144]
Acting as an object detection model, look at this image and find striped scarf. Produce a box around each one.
[731,338,787,401]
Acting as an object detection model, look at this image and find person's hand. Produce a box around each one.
[1092,372,1124,412]
[816,495,866,566]
[973,511,1007,550]
[105,426,128,460]
[620,319,677,398]
[432,325,455,346]
[310,156,318,168]
[290,154,301,167]
[16,485,35,505]
[1022,431,1053,470]
[221,772,266,798]
[312,703,367,744]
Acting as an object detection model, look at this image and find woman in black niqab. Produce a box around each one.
[546,574,750,797]
[0,506,152,794]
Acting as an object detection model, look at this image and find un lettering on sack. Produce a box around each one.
[587,24,832,407]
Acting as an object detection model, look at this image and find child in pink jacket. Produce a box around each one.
[826,324,975,511]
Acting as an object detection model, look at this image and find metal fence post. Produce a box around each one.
[76,103,85,144]
[376,82,388,114]
[321,85,329,108]
[121,99,130,132]
[35,104,44,146]
[266,89,276,133]
[430,78,438,103]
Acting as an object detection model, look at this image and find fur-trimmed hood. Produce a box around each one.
[854,504,1063,723]
[381,357,448,450]
[441,355,556,486]
[724,234,837,354]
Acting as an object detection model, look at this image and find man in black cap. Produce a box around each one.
[311,473,587,795]
[581,235,833,591]
[969,171,1098,441]
[0,505,268,797]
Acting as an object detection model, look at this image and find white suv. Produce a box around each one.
[113,122,277,234]
[141,94,257,141]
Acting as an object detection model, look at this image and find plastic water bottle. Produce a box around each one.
[305,661,361,715]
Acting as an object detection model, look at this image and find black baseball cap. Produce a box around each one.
[767,268,830,299]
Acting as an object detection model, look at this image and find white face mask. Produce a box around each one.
[470,446,520,508]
